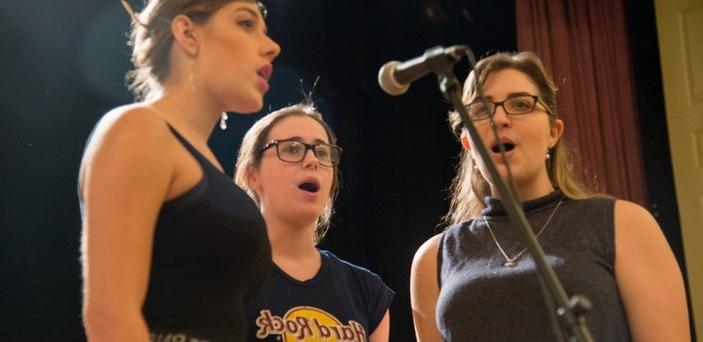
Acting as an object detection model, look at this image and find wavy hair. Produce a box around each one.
[443,51,594,226]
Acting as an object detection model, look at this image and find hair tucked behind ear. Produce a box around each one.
[122,0,262,100]
[442,51,595,227]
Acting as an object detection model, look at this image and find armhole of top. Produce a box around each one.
[436,233,445,288]
[605,198,617,268]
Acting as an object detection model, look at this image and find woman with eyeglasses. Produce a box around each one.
[410,52,689,341]
[78,1,280,340]
[235,102,394,342]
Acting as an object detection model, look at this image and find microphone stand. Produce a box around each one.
[425,45,594,342]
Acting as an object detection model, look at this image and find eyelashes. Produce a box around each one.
[237,19,256,31]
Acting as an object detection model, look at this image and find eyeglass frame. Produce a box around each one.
[464,94,553,121]
[259,138,343,167]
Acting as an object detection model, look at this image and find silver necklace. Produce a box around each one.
[483,200,563,267]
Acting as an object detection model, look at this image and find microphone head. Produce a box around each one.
[378,61,410,96]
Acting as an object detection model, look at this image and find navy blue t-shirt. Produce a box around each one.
[245,250,395,341]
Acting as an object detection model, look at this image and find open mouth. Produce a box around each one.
[298,181,320,193]
[491,142,516,153]
[257,64,273,81]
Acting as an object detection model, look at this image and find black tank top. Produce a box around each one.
[142,125,270,341]
[437,192,630,341]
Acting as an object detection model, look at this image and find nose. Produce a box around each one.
[301,148,320,168]
[262,35,281,61]
[491,104,511,127]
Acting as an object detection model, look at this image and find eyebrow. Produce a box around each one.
[283,136,329,144]
[234,7,268,34]
[473,91,534,102]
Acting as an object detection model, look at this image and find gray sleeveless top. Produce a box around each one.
[437,192,630,341]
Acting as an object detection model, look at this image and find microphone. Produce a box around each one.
[378,45,468,96]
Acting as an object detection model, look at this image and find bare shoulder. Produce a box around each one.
[411,233,443,289]
[612,199,671,258]
[82,105,176,166]
[89,105,172,149]
[613,201,690,340]
[411,233,444,341]
[79,105,177,191]
[614,199,653,219]
[613,200,660,236]
[613,199,677,270]
[413,233,443,269]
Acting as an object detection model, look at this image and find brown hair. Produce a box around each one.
[122,0,261,100]
[234,102,341,244]
[444,51,594,226]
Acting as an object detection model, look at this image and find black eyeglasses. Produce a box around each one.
[464,94,551,121]
[260,139,342,167]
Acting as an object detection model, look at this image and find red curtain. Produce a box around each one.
[516,0,647,204]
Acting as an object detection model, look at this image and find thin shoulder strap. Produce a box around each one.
[164,123,209,165]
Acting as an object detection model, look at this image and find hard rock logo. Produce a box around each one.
[255,307,367,341]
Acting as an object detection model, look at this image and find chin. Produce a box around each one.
[294,205,324,221]
[227,94,264,114]
[233,101,263,114]
[492,165,526,185]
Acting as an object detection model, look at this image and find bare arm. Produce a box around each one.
[410,234,443,342]
[80,109,175,341]
[369,310,390,342]
[614,200,690,341]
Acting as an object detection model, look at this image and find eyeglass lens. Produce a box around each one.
[277,141,339,166]
[467,95,536,120]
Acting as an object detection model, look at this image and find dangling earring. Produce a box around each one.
[219,112,228,130]
[545,152,551,160]
[188,70,196,94]
[188,58,198,94]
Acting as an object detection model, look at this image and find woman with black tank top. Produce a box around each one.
[78,1,279,341]
[410,52,689,341]
[234,102,395,341]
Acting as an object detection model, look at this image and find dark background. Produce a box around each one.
[0,0,684,340]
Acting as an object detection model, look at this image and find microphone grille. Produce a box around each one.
[378,61,409,96]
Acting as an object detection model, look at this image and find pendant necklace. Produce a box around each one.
[483,200,563,267]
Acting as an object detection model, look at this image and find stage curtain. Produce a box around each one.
[516,0,647,204]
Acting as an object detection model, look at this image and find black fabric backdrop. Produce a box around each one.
[0,0,682,340]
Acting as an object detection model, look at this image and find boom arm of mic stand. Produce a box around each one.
[434,68,594,342]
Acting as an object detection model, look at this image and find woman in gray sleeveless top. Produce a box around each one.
[410,52,689,341]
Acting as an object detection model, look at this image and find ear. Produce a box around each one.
[245,166,262,196]
[171,14,200,56]
[460,131,471,151]
[549,118,564,148]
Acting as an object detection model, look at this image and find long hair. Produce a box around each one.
[234,102,340,244]
[443,51,594,226]
[122,0,263,100]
